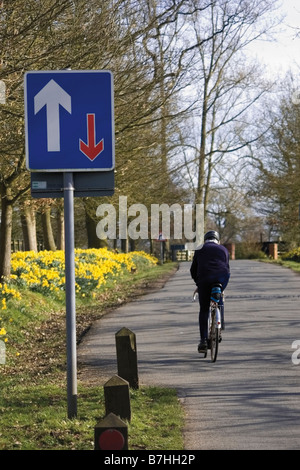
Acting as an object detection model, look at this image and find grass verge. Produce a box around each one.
[260,258,300,273]
[0,261,185,450]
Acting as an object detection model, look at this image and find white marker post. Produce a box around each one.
[0,80,6,104]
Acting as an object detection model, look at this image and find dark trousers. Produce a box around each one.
[197,275,229,340]
[197,282,211,340]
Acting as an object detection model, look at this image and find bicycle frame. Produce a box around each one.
[207,301,222,362]
[193,287,224,361]
[209,301,222,331]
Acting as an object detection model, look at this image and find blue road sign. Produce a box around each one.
[24,70,114,172]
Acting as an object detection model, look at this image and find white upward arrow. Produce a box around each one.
[34,79,72,152]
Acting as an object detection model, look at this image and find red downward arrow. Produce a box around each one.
[79,114,104,161]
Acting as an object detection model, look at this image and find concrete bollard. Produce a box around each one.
[104,375,131,421]
[115,327,139,389]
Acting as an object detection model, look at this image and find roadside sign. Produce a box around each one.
[24,69,115,419]
[24,70,114,172]
[25,69,115,419]
[30,170,114,198]
[156,232,167,242]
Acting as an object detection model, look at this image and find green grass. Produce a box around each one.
[261,258,300,273]
[0,261,185,450]
[0,383,183,450]
[276,259,300,272]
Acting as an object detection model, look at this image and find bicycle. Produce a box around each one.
[193,283,224,362]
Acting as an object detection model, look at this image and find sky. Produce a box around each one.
[248,0,300,77]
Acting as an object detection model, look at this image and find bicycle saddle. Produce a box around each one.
[211,282,223,289]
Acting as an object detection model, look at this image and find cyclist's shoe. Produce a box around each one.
[219,334,222,343]
[198,339,208,353]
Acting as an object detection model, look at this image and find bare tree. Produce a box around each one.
[0,0,281,275]
[250,73,300,247]
[177,0,280,220]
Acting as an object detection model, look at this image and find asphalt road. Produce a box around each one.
[78,260,300,450]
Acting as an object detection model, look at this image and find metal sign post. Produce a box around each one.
[24,70,115,419]
[63,172,77,418]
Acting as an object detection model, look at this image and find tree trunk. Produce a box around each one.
[21,205,37,251]
[121,238,128,253]
[197,77,209,209]
[0,191,13,279]
[41,207,56,251]
[56,207,65,250]
[85,209,107,248]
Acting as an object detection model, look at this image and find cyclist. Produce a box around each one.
[190,230,230,353]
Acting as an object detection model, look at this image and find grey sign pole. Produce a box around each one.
[63,172,77,418]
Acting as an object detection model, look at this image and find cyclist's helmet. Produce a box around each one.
[204,230,220,242]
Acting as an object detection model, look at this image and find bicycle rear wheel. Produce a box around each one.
[210,310,219,362]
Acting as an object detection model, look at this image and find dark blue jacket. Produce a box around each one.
[190,242,230,288]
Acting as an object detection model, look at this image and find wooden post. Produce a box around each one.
[94,413,128,450]
[104,375,131,421]
[115,327,139,389]
[224,243,235,260]
[269,243,278,260]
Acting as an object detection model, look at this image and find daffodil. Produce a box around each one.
[10,248,158,298]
